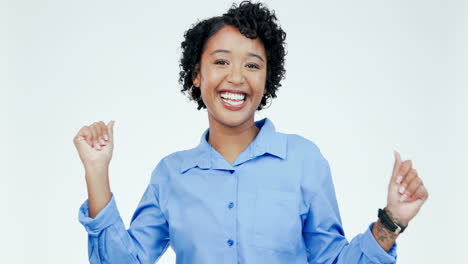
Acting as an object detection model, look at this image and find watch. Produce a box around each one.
[378,208,407,234]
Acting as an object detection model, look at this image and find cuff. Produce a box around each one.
[359,222,398,264]
[78,192,121,236]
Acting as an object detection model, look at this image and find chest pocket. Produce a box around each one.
[249,188,301,252]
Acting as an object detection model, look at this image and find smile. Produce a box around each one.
[219,91,247,110]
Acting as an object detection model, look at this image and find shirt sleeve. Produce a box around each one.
[78,164,170,264]
[301,149,397,264]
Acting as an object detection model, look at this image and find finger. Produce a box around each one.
[97,121,107,146]
[404,173,422,197]
[413,184,429,201]
[102,121,110,141]
[392,150,403,184]
[74,126,90,147]
[399,168,417,195]
[82,126,93,147]
[107,120,114,142]
[88,124,97,148]
[94,122,105,149]
[398,160,413,184]
[90,123,101,150]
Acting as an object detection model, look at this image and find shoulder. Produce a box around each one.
[281,133,324,158]
[276,132,330,171]
[148,150,188,184]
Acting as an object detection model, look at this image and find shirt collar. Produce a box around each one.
[179,117,287,173]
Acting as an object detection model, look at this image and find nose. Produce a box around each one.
[226,65,245,85]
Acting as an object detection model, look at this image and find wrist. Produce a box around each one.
[384,206,409,227]
[85,164,109,174]
[378,207,408,235]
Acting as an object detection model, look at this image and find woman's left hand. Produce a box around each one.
[385,151,429,227]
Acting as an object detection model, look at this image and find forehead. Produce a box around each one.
[203,25,266,58]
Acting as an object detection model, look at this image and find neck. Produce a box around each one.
[207,115,260,164]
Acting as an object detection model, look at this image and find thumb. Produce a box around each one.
[107,120,115,141]
[391,150,403,184]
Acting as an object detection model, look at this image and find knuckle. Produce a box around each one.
[415,188,422,196]
[420,185,426,193]
[415,177,422,185]
[402,161,411,171]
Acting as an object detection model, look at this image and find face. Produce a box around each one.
[193,25,267,128]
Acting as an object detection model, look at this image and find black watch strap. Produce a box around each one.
[378,208,407,234]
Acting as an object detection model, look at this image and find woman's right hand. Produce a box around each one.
[73,120,115,170]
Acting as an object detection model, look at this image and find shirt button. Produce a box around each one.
[228,202,234,209]
[227,239,234,246]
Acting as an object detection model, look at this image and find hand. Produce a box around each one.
[386,150,429,227]
[73,120,115,170]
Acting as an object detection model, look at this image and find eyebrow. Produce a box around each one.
[209,49,265,63]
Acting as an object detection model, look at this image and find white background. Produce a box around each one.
[2,0,466,263]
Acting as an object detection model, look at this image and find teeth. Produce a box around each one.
[220,92,246,100]
[222,98,244,105]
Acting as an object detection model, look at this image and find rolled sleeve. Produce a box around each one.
[78,192,121,236]
[360,222,398,263]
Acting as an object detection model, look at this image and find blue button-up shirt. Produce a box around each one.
[78,117,397,264]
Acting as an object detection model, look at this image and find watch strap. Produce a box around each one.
[378,208,407,234]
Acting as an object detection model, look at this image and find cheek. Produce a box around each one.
[201,67,225,86]
[256,75,267,87]
[249,72,267,92]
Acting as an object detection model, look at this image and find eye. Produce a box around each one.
[214,60,229,65]
[246,63,260,69]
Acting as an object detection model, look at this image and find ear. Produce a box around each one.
[192,63,201,88]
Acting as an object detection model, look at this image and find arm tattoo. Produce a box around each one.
[376,220,397,242]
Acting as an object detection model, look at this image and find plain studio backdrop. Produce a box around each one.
[2,0,466,263]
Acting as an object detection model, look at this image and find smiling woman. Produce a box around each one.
[178,2,286,112]
[74,1,429,263]
[193,25,267,129]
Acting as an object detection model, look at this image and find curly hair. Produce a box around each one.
[178,0,287,111]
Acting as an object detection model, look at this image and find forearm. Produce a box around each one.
[85,165,112,218]
[371,219,399,252]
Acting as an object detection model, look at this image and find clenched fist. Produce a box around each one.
[73,120,115,170]
[386,150,429,227]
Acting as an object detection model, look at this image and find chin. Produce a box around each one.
[210,110,255,128]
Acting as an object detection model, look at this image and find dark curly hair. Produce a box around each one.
[178,0,287,110]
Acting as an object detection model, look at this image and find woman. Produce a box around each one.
[73,1,429,263]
